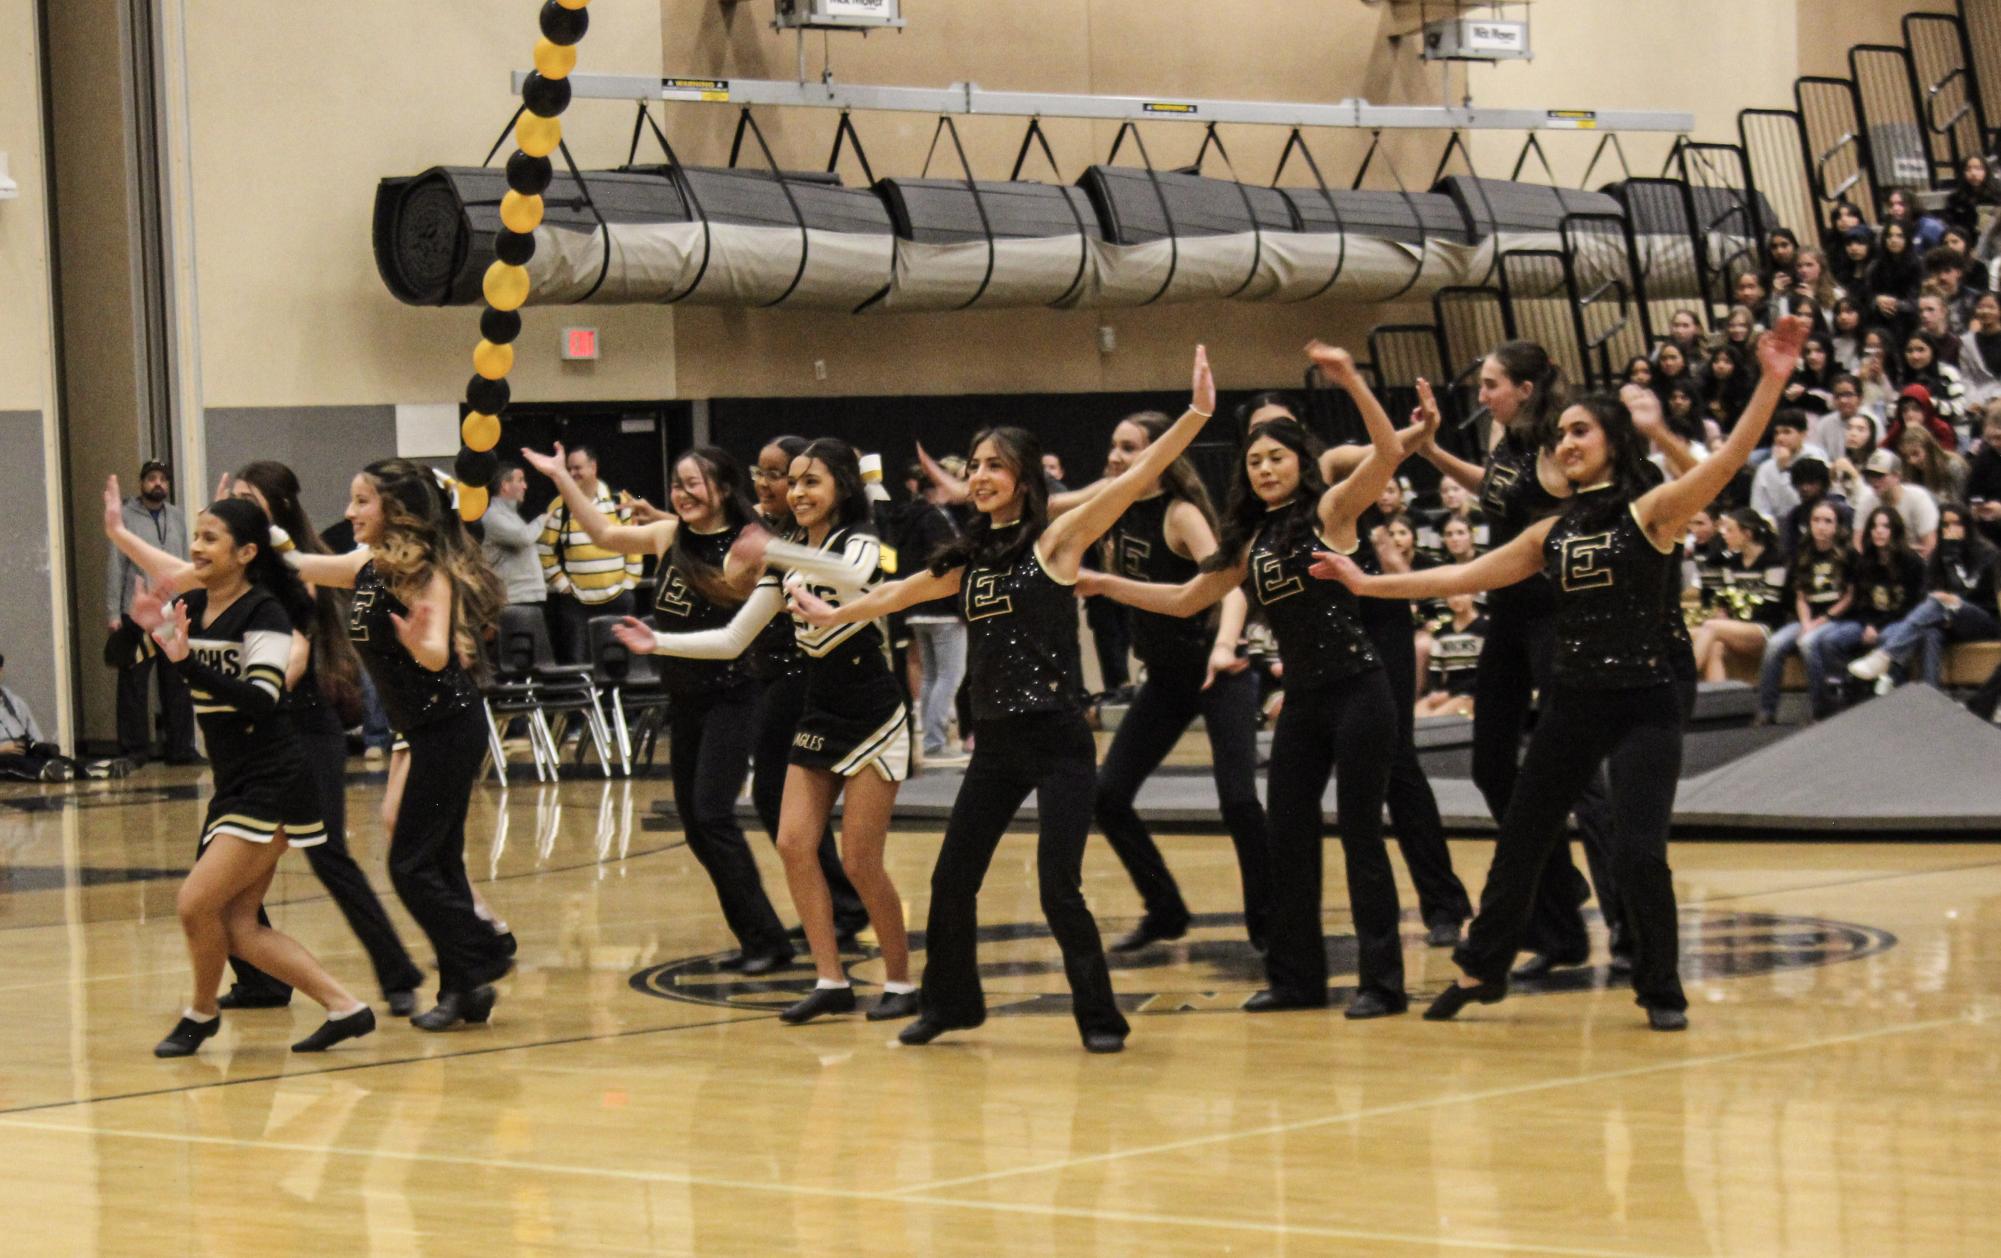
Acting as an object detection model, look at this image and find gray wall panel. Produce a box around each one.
[204,405,398,537]
[0,411,59,741]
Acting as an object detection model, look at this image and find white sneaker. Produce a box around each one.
[1847,649,1893,681]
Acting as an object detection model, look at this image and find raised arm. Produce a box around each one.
[625,581,783,660]
[747,530,882,597]
[1311,521,1551,601]
[789,566,963,629]
[101,477,199,596]
[1311,346,1405,540]
[1636,317,1809,547]
[1076,562,1244,619]
[521,443,671,556]
[1623,384,1699,475]
[1039,346,1216,578]
[273,531,372,590]
[1320,387,1437,483]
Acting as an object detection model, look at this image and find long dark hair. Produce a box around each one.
[234,460,363,712]
[1550,393,1659,502]
[1855,505,1911,586]
[360,458,505,676]
[1123,411,1219,532]
[1790,499,1851,584]
[1204,419,1328,573]
[928,426,1048,575]
[1723,506,1777,556]
[1489,339,1568,448]
[1934,498,1997,575]
[793,437,875,537]
[665,445,762,602]
[204,496,315,631]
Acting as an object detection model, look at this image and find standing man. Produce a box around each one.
[536,444,643,662]
[106,460,199,765]
[482,461,547,611]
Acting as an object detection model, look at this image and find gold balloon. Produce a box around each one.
[483,262,530,311]
[533,37,577,80]
[516,112,561,159]
[462,411,502,453]
[457,483,489,522]
[473,339,515,380]
[499,191,544,235]
[556,0,590,9]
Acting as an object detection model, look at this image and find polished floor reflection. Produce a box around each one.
[2,764,1998,1256]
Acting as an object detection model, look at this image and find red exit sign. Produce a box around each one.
[561,327,600,361]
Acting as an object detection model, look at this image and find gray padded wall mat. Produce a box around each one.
[0,412,57,737]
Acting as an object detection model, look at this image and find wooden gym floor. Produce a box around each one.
[1,762,1998,1257]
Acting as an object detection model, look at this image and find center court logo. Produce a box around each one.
[630,910,1895,1015]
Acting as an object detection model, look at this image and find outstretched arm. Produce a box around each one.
[1312,522,1550,600]
[101,477,199,596]
[1636,317,1809,547]
[1312,347,1405,539]
[521,443,671,556]
[630,582,783,659]
[1075,562,1243,619]
[789,566,963,628]
[1039,345,1216,579]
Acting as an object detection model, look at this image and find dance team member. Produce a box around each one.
[1318,316,1809,1031]
[103,482,374,1056]
[792,346,1221,1052]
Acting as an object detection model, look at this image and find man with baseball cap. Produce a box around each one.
[105,459,199,765]
[1862,449,1941,556]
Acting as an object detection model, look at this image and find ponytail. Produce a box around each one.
[1489,340,1568,447]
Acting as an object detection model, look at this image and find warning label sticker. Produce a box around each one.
[662,77,730,102]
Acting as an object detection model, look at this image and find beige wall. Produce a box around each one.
[154,0,1970,411]
[1797,0,1957,82]
[0,0,57,413]
[0,0,73,742]
[170,0,673,409]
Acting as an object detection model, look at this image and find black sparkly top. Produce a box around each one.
[652,525,753,695]
[348,561,479,730]
[747,514,806,682]
[1480,432,1561,620]
[962,529,1082,722]
[1248,500,1379,689]
[1108,495,1210,674]
[1543,489,1682,689]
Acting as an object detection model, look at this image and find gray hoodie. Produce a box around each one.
[106,496,188,621]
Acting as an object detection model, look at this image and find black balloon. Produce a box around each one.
[480,307,523,345]
[466,374,511,415]
[456,447,500,488]
[495,230,537,266]
[506,150,553,196]
[539,1,588,45]
[522,71,572,119]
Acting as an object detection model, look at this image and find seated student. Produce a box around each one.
[0,653,131,782]
[1757,501,1852,724]
[1690,509,1790,683]
[1751,409,1830,523]
[1807,506,1928,717]
[1847,500,2001,689]
[1416,594,1484,719]
[1780,456,1854,561]
[1968,402,2001,548]
[1958,291,2001,409]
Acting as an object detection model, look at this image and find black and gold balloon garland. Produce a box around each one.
[455,0,592,521]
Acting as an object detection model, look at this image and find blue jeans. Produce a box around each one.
[1757,619,1823,719]
[1878,596,2001,685]
[358,669,391,751]
[1807,620,1873,717]
[912,619,967,755]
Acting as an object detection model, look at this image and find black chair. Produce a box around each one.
[482,604,615,782]
[585,614,673,774]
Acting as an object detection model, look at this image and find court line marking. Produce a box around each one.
[0,1010,777,1116]
[0,1114,1688,1258]
[1686,857,2001,905]
[0,1011,1982,1257]
[885,1010,1984,1196]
